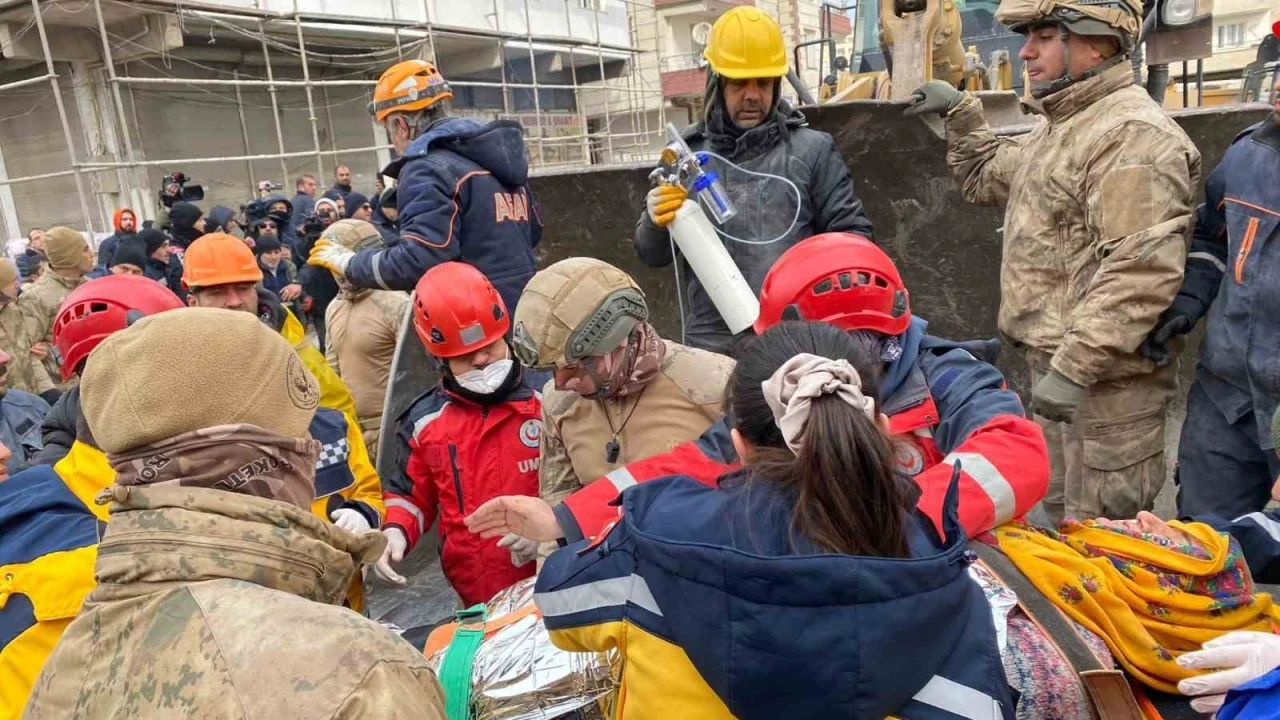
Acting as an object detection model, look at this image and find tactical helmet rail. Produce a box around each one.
[511,258,648,371]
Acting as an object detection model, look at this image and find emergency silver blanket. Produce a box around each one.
[425,577,619,720]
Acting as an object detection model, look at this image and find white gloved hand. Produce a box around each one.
[374,527,409,586]
[497,533,538,568]
[307,238,355,277]
[330,507,372,533]
[1177,631,1280,714]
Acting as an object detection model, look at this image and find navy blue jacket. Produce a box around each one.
[1,390,49,474]
[290,192,316,231]
[536,468,1013,719]
[345,118,542,313]
[1204,510,1280,585]
[0,464,101,656]
[259,259,296,298]
[1176,120,1280,447]
[370,202,399,246]
[144,255,186,303]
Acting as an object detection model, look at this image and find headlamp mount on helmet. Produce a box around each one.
[511,321,548,370]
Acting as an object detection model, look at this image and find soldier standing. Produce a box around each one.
[907,0,1201,523]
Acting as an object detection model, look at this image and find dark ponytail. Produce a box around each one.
[728,321,914,558]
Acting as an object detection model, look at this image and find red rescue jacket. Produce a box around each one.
[556,318,1050,545]
[384,377,542,606]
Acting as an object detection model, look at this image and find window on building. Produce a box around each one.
[579,0,599,10]
[1217,22,1245,48]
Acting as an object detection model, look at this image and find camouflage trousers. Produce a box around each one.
[1028,352,1177,525]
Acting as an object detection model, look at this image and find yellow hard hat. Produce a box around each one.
[704,7,788,79]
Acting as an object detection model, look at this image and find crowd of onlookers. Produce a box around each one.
[0,166,399,474]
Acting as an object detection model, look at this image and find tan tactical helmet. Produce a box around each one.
[323,218,385,252]
[995,0,1142,51]
[511,257,648,370]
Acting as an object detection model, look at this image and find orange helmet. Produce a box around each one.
[181,232,263,290]
[369,60,453,122]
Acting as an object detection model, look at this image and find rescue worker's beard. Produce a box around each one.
[703,75,782,138]
[442,358,523,406]
[578,322,666,401]
[260,252,281,271]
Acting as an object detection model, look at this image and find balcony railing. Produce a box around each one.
[660,52,706,72]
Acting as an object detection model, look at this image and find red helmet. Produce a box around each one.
[755,233,911,335]
[413,262,509,358]
[52,275,186,382]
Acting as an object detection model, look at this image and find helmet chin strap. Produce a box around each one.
[1030,25,1126,99]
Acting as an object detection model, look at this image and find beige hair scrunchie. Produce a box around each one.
[761,353,876,454]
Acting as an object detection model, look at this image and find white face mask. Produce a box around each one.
[456,358,514,395]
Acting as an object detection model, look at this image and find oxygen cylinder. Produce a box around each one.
[668,199,759,334]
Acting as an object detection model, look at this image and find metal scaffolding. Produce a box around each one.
[0,0,669,234]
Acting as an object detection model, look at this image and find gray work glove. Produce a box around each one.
[904,80,963,117]
[1031,370,1085,423]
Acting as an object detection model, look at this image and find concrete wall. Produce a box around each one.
[527,100,1274,395]
[0,64,93,234]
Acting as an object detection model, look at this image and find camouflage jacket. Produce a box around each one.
[19,271,85,387]
[946,62,1202,386]
[23,485,446,720]
[0,301,54,395]
[20,271,83,341]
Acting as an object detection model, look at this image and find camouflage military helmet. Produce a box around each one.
[995,0,1142,50]
[512,257,648,370]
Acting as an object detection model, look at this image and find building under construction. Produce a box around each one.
[0,0,853,238]
[0,0,676,236]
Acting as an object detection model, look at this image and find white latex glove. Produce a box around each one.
[1177,631,1280,714]
[374,527,409,586]
[307,238,354,277]
[330,507,372,533]
[497,533,538,568]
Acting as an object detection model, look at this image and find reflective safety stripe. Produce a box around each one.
[912,675,1004,720]
[942,452,1016,524]
[536,573,663,618]
[1238,512,1280,543]
[1187,251,1227,275]
[605,467,637,492]
[370,251,391,290]
[413,403,450,439]
[386,497,427,534]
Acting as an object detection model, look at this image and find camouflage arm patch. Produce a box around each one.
[538,413,579,506]
[1097,164,1156,243]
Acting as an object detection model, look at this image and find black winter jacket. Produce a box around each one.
[634,97,874,354]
